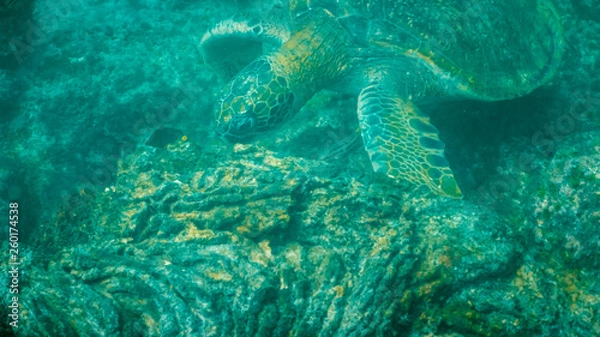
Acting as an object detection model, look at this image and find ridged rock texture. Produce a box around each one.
[4,135,597,336]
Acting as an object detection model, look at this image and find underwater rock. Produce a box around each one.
[4,137,597,336]
[529,131,600,267]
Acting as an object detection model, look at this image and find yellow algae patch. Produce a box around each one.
[142,313,159,331]
[285,177,300,188]
[263,154,285,169]
[119,202,147,232]
[233,143,253,153]
[200,206,241,222]
[205,269,233,282]
[308,246,329,266]
[400,289,411,304]
[333,285,344,298]
[563,271,581,300]
[121,202,142,220]
[325,301,338,325]
[323,205,343,226]
[369,228,397,257]
[99,215,109,228]
[172,211,200,221]
[250,241,272,267]
[347,179,363,197]
[259,240,272,259]
[174,224,214,243]
[279,274,288,290]
[219,167,241,184]
[283,243,303,270]
[417,280,442,297]
[250,250,269,267]
[513,265,543,298]
[457,83,470,92]
[132,172,157,199]
[170,178,190,193]
[560,270,600,321]
[236,225,251,234]
[119,237,133,244]
[438,253,452,268]
[190,171,206,191]
[243,198,290,232]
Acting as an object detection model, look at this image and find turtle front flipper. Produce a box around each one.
[200,17,290,80]
[357,82,462,198]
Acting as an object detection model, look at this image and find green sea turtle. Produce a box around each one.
[200,0,563,198]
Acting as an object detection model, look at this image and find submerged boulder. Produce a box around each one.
[3,136,596,336]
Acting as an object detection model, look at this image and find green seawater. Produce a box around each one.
[0,1,598,336]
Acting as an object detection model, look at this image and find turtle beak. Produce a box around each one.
[219,132,246,143]
[216,124,241,144]
[216,113,258,143]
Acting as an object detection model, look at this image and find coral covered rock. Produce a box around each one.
[2,136,595,336]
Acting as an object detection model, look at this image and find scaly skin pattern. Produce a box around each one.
[214,56,297,140]
[214,8,350,141]
[357,82,463,197]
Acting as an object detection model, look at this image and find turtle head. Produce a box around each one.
[215,56,296,142]
[213,9,349,142]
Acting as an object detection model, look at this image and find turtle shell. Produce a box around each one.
[316,0,564,100]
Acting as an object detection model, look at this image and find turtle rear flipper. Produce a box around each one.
[200,17,290,80]
[357,81,462,198]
